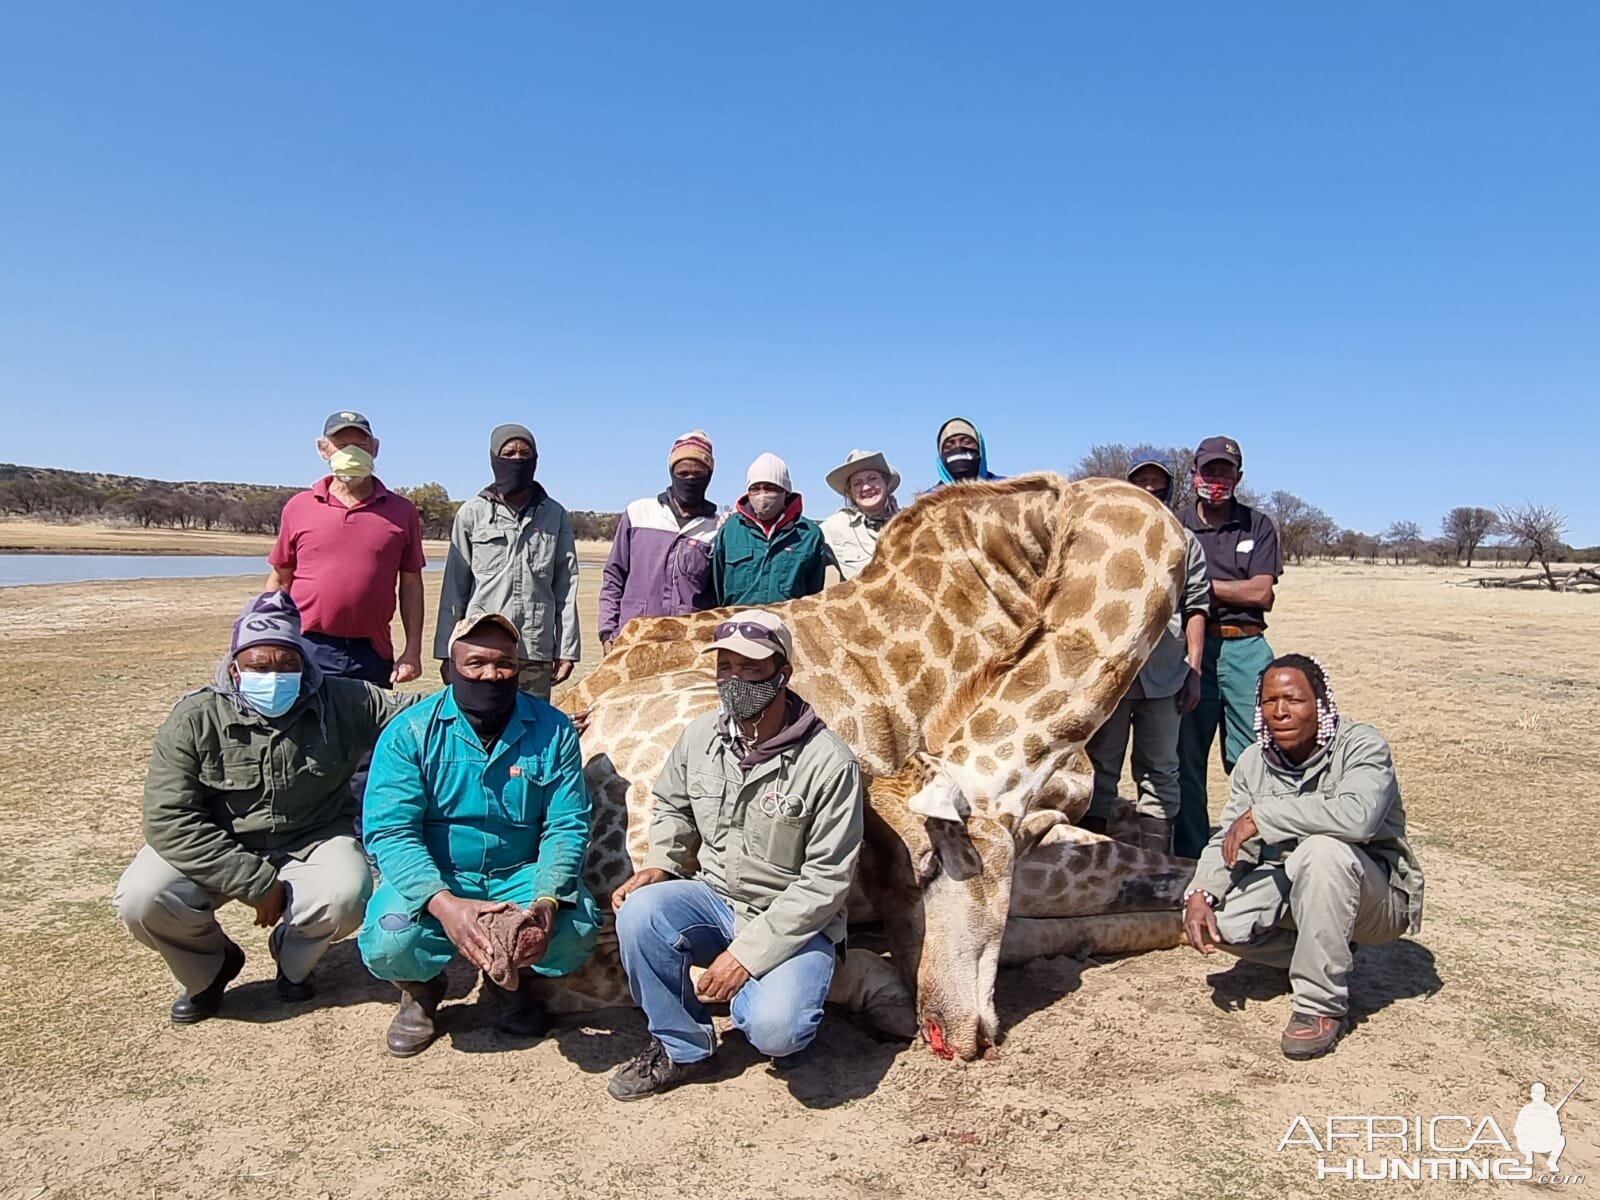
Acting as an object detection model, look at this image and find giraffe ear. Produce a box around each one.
[905,770,969,823]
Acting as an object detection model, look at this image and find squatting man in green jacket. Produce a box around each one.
[1181,655,1424,1061]
[606,610,865,1101]
[114,592,416,1023]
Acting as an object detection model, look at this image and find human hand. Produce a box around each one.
[392,652,423,684]
[427,892,510,972]
[1221,808,1259,869]
[611,868,669,910]
[1183,893,1221,954]
[1177,667,1202,715]
[601,637,615,656]
[695,950,751,1003]
[552,660,575,686]
[250,879,288,928]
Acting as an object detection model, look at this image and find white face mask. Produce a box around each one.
[328,446,374,480]
[748,490,786,521]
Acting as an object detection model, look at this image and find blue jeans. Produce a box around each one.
[615,879,835,1065]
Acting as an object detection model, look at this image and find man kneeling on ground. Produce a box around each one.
[358,612,601,1057]
[1181,654,1424,1060]
[114,592,417,1023]
[606,610,864,1100]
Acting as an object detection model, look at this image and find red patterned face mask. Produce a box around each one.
[1194,475,1235,505]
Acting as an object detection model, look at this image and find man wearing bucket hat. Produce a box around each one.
[709,453,831,607]
[1083,453,1211,853]
[359,611,601,1057]
[436,423,582,700]
[605,611,864,1100]
[113,591,420,1024]
[1176,435,1282,858]
[819,449,902,580]
[598,430,721,652]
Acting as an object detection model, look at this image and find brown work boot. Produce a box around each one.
[1136,815,1173,855]
[480,971,548,1038]
[1281,1011,1348,1060]
[386,975,447,1058]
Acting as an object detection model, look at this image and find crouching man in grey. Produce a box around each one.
[1182,654,1423,1060]
[605,610,864,1100]
[114,591,415,1023]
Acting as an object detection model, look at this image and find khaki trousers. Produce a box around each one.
[114,838,373,993]
[1085,692,1182,821]
[1213,834,1409,1018]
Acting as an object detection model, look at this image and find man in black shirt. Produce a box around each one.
[1175,436,1282,858]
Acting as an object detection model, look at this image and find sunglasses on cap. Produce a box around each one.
[714,620,785,649]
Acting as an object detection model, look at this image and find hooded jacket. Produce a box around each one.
[710,493,831,607]
[598,491,719,641]
[929,416,1005,489]
[641,700,864,976]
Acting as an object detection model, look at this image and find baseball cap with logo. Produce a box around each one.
[1194,435,1243,469]
[323,410,374,438]
[702,609,793,663]
[447,611,522,654]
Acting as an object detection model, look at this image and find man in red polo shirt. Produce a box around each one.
[267,411,426,687]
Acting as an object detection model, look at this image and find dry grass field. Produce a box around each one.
[1,561,1595,1198]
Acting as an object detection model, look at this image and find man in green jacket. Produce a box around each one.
[1181,655,1423,1060]
[710,453,832,607]
[436,423,582,699]
[605,610,864,1101]
[114,592,416,1024]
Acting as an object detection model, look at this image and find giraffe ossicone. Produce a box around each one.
[554,473,1198,1060]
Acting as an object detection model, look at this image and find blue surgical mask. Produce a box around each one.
[237,670,302,718]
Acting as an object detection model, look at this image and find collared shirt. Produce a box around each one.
[1181,500,1281,627]
[269,477,426,660]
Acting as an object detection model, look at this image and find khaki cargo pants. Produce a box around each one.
[113,836,372,994]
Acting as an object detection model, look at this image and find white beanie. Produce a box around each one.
[746,452,792,492]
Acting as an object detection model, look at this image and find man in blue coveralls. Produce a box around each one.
[358,611,600,1057]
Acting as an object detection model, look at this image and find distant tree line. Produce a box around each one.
[0,465,624,545]
[1068,446,1584,589]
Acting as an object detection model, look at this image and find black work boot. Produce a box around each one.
[1281,1011,1348,1060]
[268,924,315,1002]
[480,971,548,1038]
[170,939,246,1025]
[386,975,448,1058]
[1136,815,1174,855]
[607,1038,715,1101]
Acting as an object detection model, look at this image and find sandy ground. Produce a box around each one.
[1,562,1596,1198]
[0,516,610,563]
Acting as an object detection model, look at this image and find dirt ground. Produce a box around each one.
[1,561,1595,1198]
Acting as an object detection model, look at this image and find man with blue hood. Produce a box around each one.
[930,417,1005,489]
[1083,454,1211,853]
[114,592,419,1024]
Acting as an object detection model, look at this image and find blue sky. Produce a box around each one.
[1,4,1595,542]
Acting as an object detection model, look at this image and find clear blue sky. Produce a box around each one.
[2,4,1595,542]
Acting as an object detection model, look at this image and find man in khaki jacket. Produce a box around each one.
[605,610,864,1100]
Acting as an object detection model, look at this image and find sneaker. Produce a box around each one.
[1281,1011,1348,1060]
[606,1039,714,1101]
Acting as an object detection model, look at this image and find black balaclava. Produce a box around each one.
[489,422,538,497]
[670,471,711,510]
[452,672,520,745]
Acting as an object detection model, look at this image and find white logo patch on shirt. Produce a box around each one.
[1236,538,1255,554]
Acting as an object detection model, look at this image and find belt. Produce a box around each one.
[1207,622,1264,639]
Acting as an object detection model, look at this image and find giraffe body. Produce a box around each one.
[554,474,1195,1059]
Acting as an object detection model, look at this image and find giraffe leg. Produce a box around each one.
[999,912,1183,964]
[826,948,917,1040]
[1009,831,1192,919]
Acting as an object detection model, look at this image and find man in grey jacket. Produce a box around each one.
[1182,655,1423,1060]
[435,423,581,699]
[605,610,864,1100]
[1084,454,1210,853]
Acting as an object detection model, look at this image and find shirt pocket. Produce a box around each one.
[200,751,266,815]
[506,760,556,827]
[686,769,726,841]
[741,789,811,875]
[470,530,512,579]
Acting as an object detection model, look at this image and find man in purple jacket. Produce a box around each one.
[599,431,721,652]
